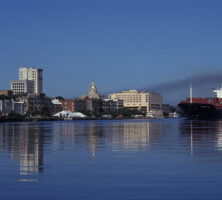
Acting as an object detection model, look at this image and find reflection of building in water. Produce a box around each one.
[111,122,163,151]
[82,122,163,156]
[0,123,44,179]
[52,123,78,146]
[179,120,222,156]
[52,121,163,156]
[52,122,104,158]
[86,123,104,158]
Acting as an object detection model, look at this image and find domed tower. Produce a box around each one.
[88,82,101,99]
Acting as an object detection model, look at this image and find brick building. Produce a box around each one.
[59,99,75,112]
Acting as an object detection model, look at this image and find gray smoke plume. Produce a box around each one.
[141,72,222,105]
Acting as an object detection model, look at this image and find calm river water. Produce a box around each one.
[1,119,222,200]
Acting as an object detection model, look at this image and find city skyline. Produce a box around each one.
[1,0,222,104]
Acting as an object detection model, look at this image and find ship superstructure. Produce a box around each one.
[178,86,222,119]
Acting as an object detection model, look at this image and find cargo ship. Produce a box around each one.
[178,86,222,119]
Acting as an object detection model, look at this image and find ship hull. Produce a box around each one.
[178,103,222,120]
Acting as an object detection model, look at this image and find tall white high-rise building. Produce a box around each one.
[19,68,43,94]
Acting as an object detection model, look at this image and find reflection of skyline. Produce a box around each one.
[51,120,222,159]
[0,123,44,181]
[2,119,222,178]
[51,121,163,157]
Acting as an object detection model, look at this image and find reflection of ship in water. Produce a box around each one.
[179,120,222,157]
[0,123,44,181]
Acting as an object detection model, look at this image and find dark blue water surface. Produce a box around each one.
[1,119,222,200]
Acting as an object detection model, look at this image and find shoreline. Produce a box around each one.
[0,116,175,123]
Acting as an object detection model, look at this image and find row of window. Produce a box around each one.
[117,97,142,100]
[126,103,143,106]
[125,99,149,102]
[12,87,25,90]
[13,89,25,92]
[116,95,143,98]
[13,83,25,85]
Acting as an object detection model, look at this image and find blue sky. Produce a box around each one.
[0,0,222,103]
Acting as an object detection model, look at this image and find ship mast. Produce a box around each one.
[190,84,193,103]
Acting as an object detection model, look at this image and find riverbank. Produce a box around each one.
[0,116,170,123]
[0,116,60,122]
[0,116,126,123]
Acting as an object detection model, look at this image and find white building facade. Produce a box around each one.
[19,68,43,94]
[108,90,163,117]
[11,80,34,94]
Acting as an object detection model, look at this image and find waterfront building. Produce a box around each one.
[86,98,103,113]
[0,99,25,116]
[74,82,103,114]
[12,101,25,115]
[59,99,75,112]
[108,90,162,117]
[74,98,87,113]
[102,99,124,113]
[19,67,43,94]
[74,97,103,114]
[51,99,63,114]
[11,80,34,94]
[18,94,53,116]
[0,99,12,115]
